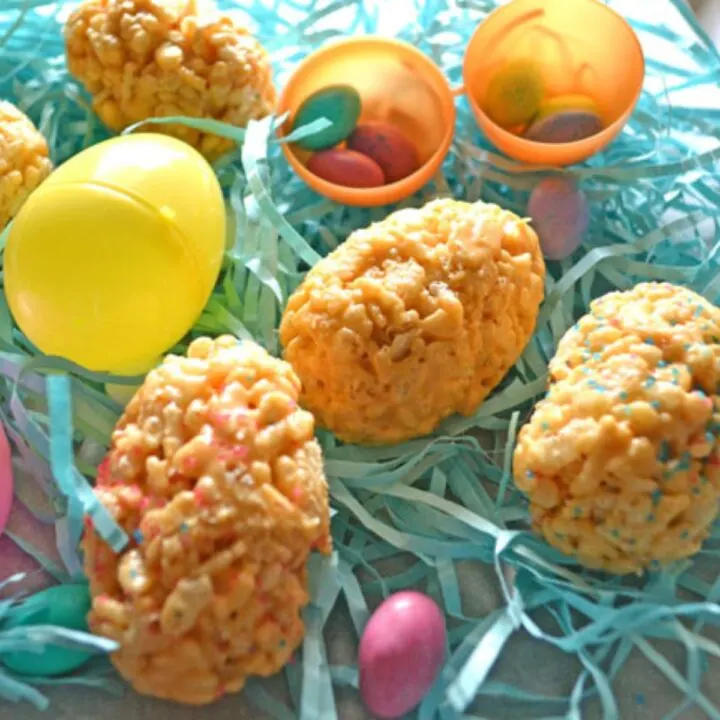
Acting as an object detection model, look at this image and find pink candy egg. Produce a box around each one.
[359,591,446,719]
[0,422,13,536]
[348,122,420,184]
[528,176,589,261]
[307,148,386,188]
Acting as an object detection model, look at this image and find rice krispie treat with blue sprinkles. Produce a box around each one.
[514,282,720,575]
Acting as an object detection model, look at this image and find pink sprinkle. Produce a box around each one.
[194,487,206,505]
[184,456,199,470]
[291,486,303,501]
[140,497,151,511]
[233,446,248,460]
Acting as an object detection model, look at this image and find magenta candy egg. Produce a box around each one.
[306,148,386,188]
[0,422,13,536]
[528,176,589,261]
[358,591,446,719]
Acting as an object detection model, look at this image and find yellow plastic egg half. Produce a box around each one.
[4,134,225,374]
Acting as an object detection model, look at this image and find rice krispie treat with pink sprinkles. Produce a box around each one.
[83,335,331,704]
[514,282,720,575]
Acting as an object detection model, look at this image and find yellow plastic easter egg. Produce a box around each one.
[4,134,225,374]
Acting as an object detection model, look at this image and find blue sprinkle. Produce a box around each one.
[684,343,692,351]
[635,693,646,706]
[526,470,535,479]
[592,352,602,360]
[180,522,189,533]
[681,530,690,540]
[658,442,670,462]
[706,432,715,443]
[695,388,707,397]
[652,490,663,505]
[133,529,144,544]
[279,639,286,648]
[646,513,655,522]
[692,487,701,495]
[573,507,583,518]
[130,569,138,579]
[645,377,656,388]
[541,422,550,431]
[651,400,662,410]
[678,452,691,471]
[695,304,704,318]
[619,391,629,401]
[658,360,667,368]
[610,529,620,538]
[645,338,655,345]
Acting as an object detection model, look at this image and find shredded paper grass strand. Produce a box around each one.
[1,0,720,717]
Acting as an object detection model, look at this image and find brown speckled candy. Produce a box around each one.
[348,122,420,184]
[307,148,386,188]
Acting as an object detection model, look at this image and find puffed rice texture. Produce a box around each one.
[65,0,276,159]
[279,198,546,445]
[84,336,331,705]
[514,282,720,575]
[0,101,52,230]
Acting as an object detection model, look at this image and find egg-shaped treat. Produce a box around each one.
[64,0,276,159]
[280,199,546,445]
[514,282,720,575]
[83,336,332,705]
[0,101,52,230]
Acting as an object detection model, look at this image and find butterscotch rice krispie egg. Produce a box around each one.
[84,336,331,704]
[65,0,276,159]
[280,198,546,445]
[0,101,52,230]
[514,282,720,575]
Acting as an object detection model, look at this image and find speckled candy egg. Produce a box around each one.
[525,109,604,143]
[307,148,385,188]
[359,592,446,719]
[292,85,361,151]
[484,59,544,129]
[348,122,420,184]
[528,176,589,261]
[1,584,94,677]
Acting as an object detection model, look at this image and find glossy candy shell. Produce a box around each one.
[1,583,93,676]
[348,122,420,184]
[484,59,544,129]
[0,421,12,537]
[528,176,589,260]
[307,148,386,188]
[291,85,361,151]
[359,591,446,718]
[525,109,604,143]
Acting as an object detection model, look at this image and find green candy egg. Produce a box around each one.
[1,583,94,677]
[292,85,361,151]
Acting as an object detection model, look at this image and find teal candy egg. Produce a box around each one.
[292,85,361,150]
[1,583,94,677]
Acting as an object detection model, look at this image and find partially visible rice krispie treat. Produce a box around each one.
[84,336,331,704]
[65,0,276,159]
[0,101,52,229]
